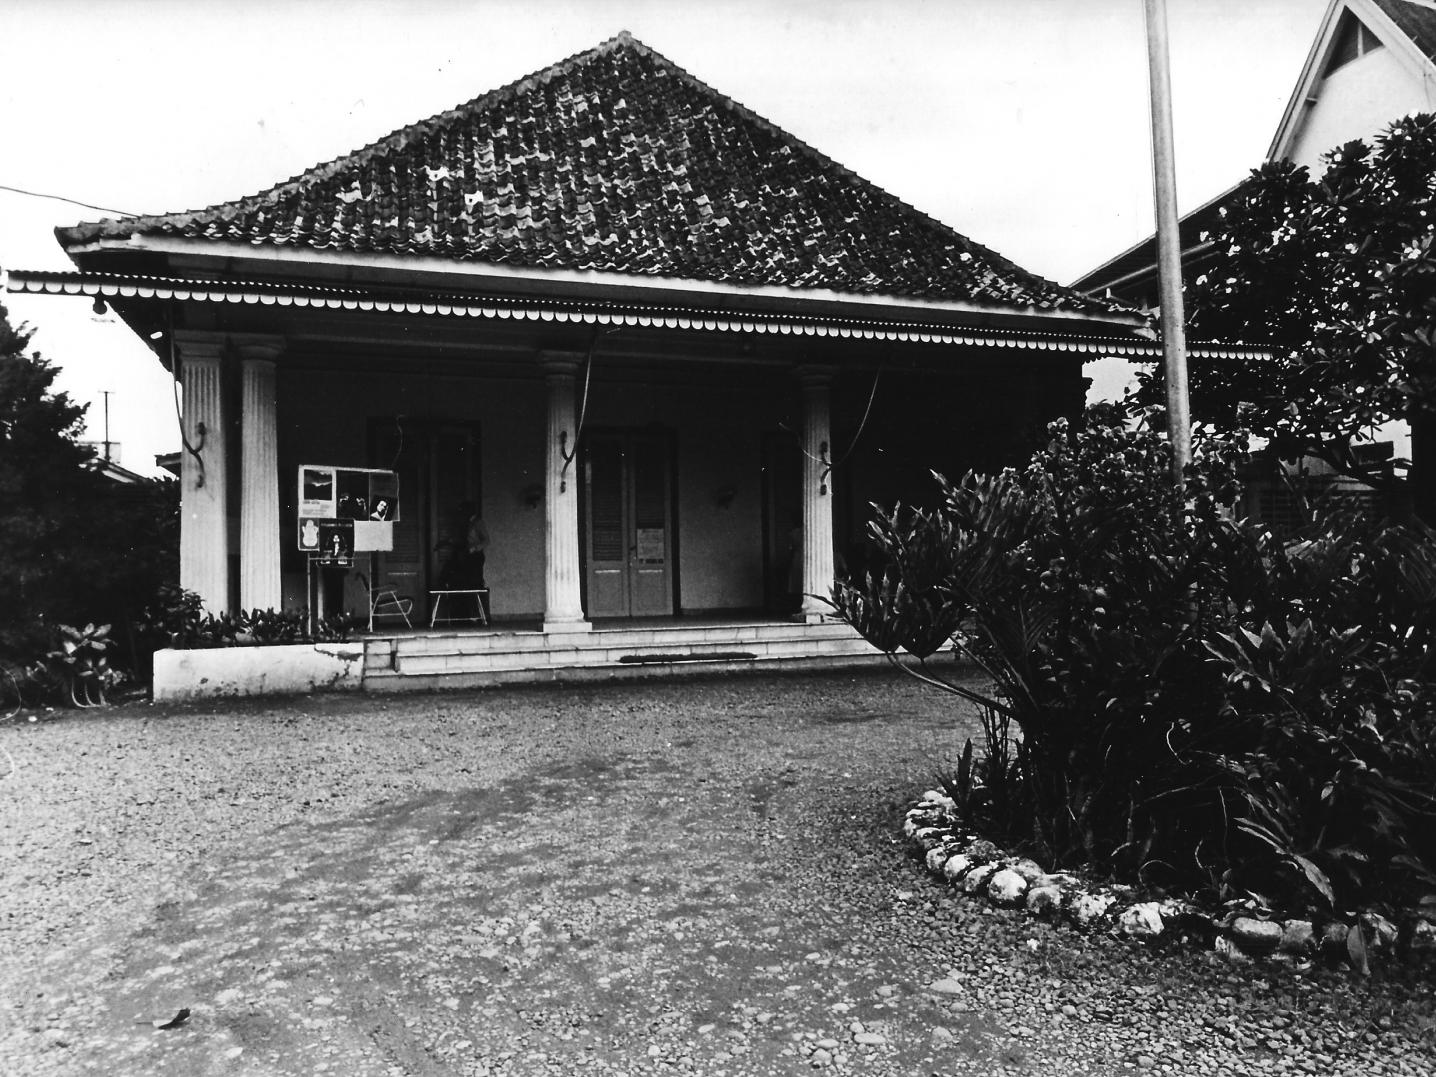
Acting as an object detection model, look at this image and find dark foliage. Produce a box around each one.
[135,585,355,654]
[834,408,1436,914]
[0,302,179,673]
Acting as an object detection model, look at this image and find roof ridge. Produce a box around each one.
[63,30,647,237]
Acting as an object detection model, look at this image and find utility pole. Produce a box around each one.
[100,390,114,461]
[1144,0,1192,485]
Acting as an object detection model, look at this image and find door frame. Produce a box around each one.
[579,426,679,618]
[367,416,482,605]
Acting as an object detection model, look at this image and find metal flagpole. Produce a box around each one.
[1143,0,1192,485]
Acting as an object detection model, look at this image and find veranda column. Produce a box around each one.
[541,351,591,633]
[176,336,230,613]
[238,341,283,611]
[797,366,836,623]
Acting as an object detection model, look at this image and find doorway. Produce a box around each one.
[762,431,802,614]
[583,430,675,617]
[368,418,481,607]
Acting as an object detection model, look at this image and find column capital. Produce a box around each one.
[233,335,286,365]
[794,364,835,389]
[172,330,226,365]
[539,350,586,378]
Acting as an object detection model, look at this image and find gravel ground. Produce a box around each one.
[1,669,1433,1076]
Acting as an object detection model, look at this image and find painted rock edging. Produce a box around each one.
[903,790,1436,974]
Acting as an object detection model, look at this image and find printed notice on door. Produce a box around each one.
[635,528,665,562]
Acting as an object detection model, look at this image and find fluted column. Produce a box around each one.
[797,367,836,623]
[239,342,283,611]
[177,337,230,613]
[541,351,591,633]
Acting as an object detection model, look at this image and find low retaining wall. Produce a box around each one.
[153,643,366,702]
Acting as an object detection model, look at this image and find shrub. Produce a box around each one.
[42,622,125,707]
[1207,512,1436,911]
[134,586,353,653]
[834,407,1436,914]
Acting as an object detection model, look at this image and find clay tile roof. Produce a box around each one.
[1373,0,1436,63]
[59,31,1121,316]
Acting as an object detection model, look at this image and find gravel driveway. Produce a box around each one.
[2,670,1432,1076]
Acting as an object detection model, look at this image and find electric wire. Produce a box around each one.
[0,182,135,218]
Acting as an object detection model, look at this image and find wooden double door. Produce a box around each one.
[583,431,674,617]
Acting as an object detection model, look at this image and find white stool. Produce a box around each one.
[429,589,489,627]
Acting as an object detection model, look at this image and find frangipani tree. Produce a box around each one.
[1148,112,1436,512]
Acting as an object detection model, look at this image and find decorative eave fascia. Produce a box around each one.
[2,267,1270,361]
[1267,0,1436,163]
[59,235,1147,334]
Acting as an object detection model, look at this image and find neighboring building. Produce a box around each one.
[154,451,181,478]
[1076,0,1436,303]
[88,456,150,485]
[1073,0,1436,523]
[12,32,1185,640]
[78,441,149,484]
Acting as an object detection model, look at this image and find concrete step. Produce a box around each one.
[376,620,858,658]
[363,648,892,692]
[387,633,875,677]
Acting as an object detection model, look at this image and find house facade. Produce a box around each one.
[14,33,1161,639]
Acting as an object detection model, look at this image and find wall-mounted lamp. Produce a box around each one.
[714,484,737,509]
[520,482,544,510]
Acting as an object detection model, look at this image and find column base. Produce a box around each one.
[542,618,593,635]
[792,610,836,625]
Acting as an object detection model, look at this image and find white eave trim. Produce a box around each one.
[3,267,1267,360]
[62,234,1147,332]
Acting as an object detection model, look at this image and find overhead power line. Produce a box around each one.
[0,182,135,218]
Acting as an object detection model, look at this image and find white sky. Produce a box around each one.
[0,0,1329,474]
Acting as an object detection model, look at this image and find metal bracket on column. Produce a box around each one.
[168,324,209,489]
[819,440,831,496]
[556,331,601,494]
[559,430,574,493]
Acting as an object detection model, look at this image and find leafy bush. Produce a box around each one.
[42,623,124,707]
[834,407,1436,914]
[1207,513,1436,911]
[135,587,354,652]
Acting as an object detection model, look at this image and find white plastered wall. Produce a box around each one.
[1288,39,1436,171]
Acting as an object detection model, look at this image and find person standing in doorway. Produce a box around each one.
[464,503,489,590]
[440,500,490,621]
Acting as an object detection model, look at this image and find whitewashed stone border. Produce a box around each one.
[903,790,1436,973]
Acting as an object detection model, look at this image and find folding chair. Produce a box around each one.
[356,572,414,632]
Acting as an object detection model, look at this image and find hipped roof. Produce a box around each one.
[59,31,1121,319]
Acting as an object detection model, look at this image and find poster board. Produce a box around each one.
[299,465,401,522]
[297,465,399,556]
